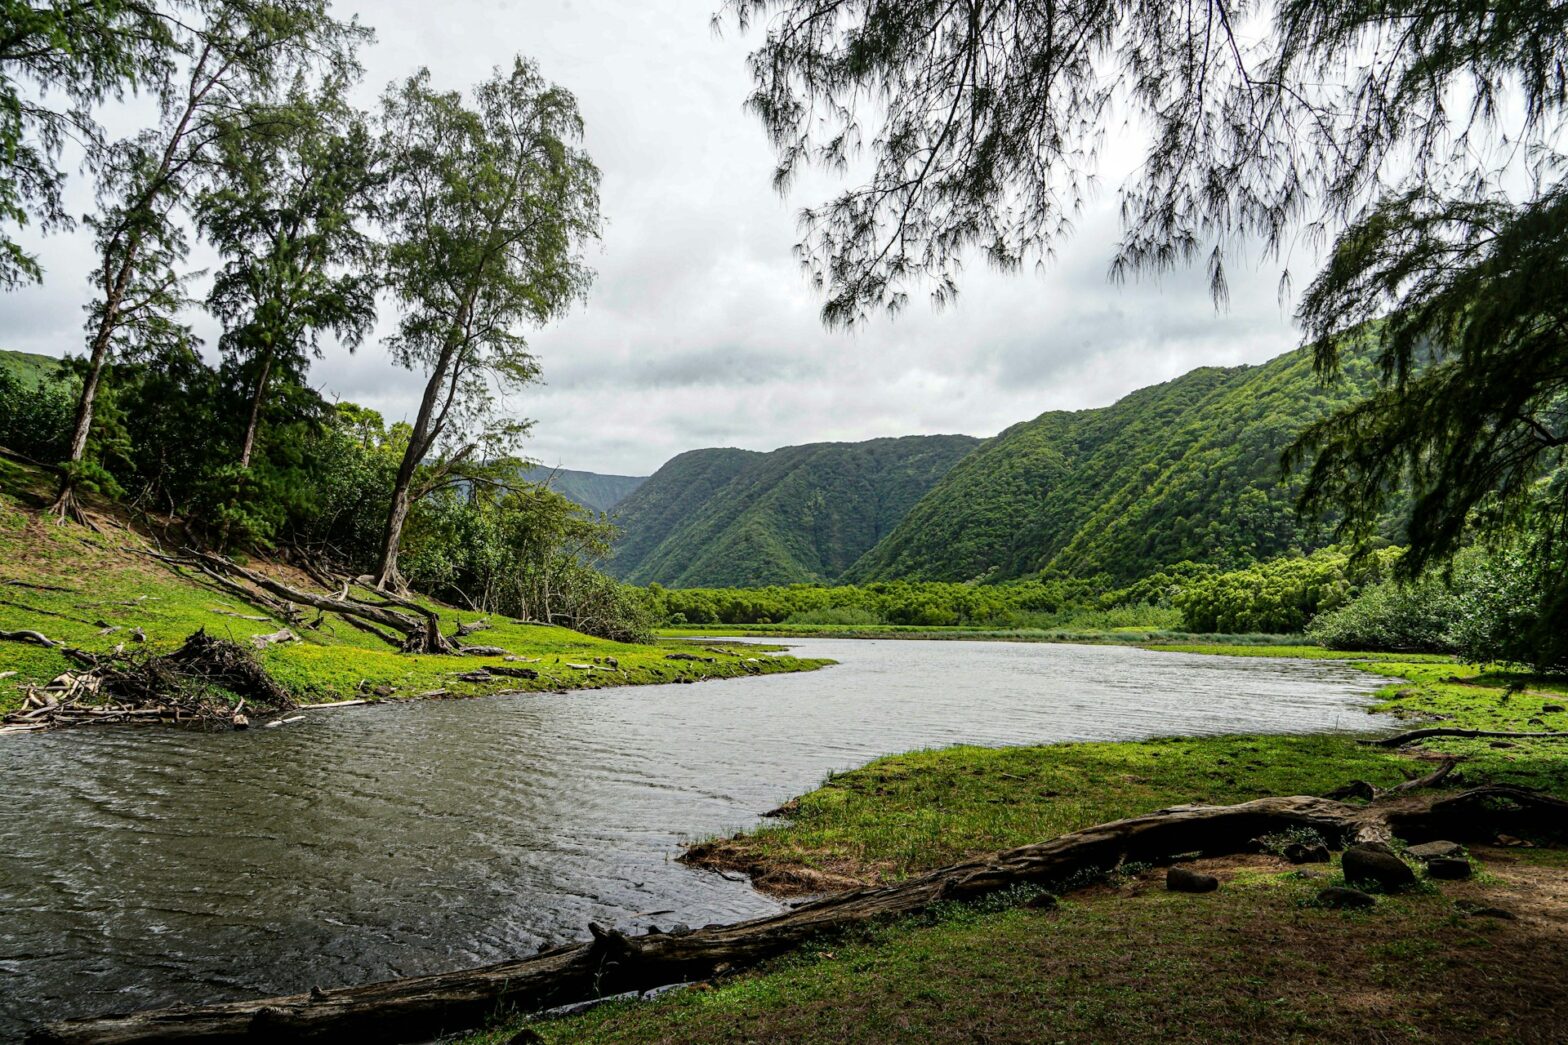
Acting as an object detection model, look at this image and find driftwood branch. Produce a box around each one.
[0,629,62,648]
[1366,727,1568,748]
[32,786,1568,1044]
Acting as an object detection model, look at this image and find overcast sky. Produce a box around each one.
[0,0,1316,477]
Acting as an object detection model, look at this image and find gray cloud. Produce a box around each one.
[0,0,1315,476]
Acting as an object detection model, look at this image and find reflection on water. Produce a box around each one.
[0,639,1386,1034]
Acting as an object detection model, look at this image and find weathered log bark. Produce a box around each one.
[31,786,1568,1045]
[1366,727,1568,748]
[0,629,62,648]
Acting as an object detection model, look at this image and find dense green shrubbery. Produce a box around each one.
[0,364,73,462]
[1307,529,1567,672]
[1174,547,1398,634]
[643,570,1201,630]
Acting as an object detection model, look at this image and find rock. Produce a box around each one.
[1461,905,1516,920]
[1025,892,1059,910]
[504,1027,544,1044]
[1317,886,1376,910]
[372,684,395,697]
[604,656,619,669]
[1425,857,1472,880]
[1544,703,1565,713]
[1283,842,1331,864]
[1166,866,1219,893]
[1405,840,1464,861]
[1341,846,1417,892]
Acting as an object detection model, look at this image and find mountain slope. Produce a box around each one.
[610,435,980,587]
[846,341,1394,584]
[0,349,66,386]
[520,465,646,513]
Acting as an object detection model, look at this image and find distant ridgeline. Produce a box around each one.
[606,435,984,587]
[518,465,646,514]
[615,338,1401,589]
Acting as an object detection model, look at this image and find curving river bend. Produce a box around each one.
[0,638,1391,1037]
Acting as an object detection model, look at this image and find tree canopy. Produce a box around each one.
[371,57,601,589]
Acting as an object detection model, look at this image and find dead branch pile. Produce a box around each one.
[1,630,293,733]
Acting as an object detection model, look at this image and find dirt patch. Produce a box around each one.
[681,836,871,895]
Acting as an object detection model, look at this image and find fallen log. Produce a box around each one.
[1366,727,1568,748]
[31,785,1568,1045]
[0,629,62,648]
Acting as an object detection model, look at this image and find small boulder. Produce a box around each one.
[1405,840,1464,862]
[1544,703,1565,713]
[1317,886,1376,910]
[504,1028,545,1045]
[1167,866,1219,893]
[1425,857,1472,880]
[1283,841,1331,865]
[1342,846,1417,892]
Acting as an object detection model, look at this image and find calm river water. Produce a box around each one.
[0,638,1389,1037]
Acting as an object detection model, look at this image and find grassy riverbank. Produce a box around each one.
[0,463,828,717]
[471,847,1568,1044]
[684,651,1568,891]
[468,645,1568,1044]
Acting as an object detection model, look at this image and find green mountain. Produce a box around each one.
[520,465,646,513]
[845,341,1392,585]
[0,349,67,386]
[609,435,981,587]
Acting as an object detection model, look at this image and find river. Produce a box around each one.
[0,638,1390,1037]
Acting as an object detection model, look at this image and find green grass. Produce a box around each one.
[463,859,1565,1044]
[0,464,828,715]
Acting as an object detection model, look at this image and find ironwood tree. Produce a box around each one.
[725,0,1568,660]
[372,57,600,591]
[0,0,177,289]
[51,0,369,519]
[195,75,379,472]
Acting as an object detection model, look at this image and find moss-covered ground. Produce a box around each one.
[468,643,1568,1044]
[0,460,827,716]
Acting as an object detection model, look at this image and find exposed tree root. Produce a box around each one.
[1366,728,1568,748]
[146,550,465,655]
[31,785,1568,1044]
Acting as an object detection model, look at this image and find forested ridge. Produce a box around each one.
[517,465,645,514]
[847,338,1397,584]
[609,435,979,587]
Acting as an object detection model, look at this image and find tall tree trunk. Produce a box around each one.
[237,350,274,469]
[50,250,137,519]
[373,342,458,591]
